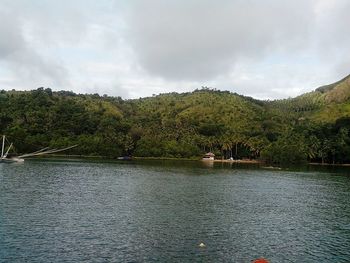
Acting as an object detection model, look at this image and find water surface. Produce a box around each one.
[1,160,350,262]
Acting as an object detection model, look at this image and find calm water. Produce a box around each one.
[0,160,350,263]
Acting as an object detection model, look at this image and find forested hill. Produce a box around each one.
[1,74,350,164]
[267,74,350,122]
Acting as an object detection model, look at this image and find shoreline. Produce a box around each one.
[212,159,262,164]
[309,162,350,167]
[25,154,350,166]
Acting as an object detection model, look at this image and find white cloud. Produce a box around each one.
[0,0,349,99]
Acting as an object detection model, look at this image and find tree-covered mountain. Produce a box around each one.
[1,74,350,164]
[268,74,350,122]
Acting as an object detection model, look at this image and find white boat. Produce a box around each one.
[0,135,23,162]
[1,135,77,163]
[0,156,24,163]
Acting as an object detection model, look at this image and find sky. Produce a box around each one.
[0,0,349,100]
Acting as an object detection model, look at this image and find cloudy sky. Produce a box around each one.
[0,0,349,99]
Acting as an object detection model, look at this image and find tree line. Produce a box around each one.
[0,87,349,164]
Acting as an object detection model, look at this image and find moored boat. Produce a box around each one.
[0,135,22,162]
[1,135,77,163]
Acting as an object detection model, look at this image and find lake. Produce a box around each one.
[0,159,349,262]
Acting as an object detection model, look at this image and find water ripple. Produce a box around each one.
[0,160,350,262]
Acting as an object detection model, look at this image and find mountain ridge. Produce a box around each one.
[1,73,350,164]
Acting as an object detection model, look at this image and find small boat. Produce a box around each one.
[117,156,133,160]
[0,156,24,163]
[1,135,77,163]
[0,135,22,162]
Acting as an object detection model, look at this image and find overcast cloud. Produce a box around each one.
[0,0,349,99]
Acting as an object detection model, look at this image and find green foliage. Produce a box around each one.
[0,88,125,157]
[261,133,308,164]
[1,75,350,165]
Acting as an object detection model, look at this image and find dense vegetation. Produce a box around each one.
[1,74,350,164]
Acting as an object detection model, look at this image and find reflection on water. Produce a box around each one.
[0,159,350,262]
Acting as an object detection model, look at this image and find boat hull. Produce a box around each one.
[0,157,24,163]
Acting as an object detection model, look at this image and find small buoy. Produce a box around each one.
[199,242,206,248]
[252,258,269,263]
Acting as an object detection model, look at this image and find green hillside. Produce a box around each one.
[267,74,350,122]
[312,74,350,122]
[126,89,269,158]
[1,75,350,164]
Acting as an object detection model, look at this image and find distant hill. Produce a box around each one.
[316,74,350,95]
[1,74,350,164]
[266,74,350,122]
[306,74,350,122]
